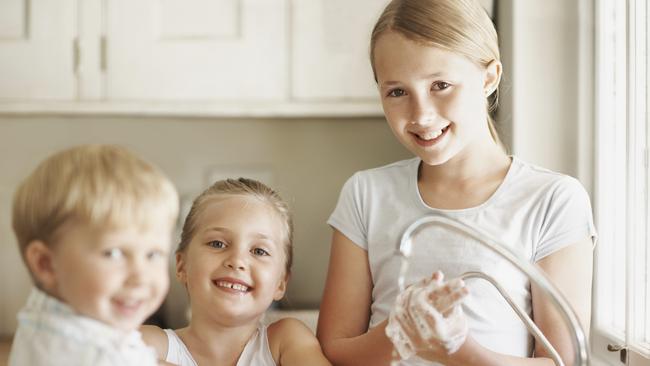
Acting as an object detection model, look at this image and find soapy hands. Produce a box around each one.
[385,271,469,361]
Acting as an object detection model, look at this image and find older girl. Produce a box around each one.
[317,0,595,365]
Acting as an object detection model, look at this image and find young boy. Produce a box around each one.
[9,144,179,366]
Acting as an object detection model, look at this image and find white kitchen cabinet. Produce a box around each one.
[105,0,288,101]
[0,0,383,116]
[291,0,384,101]
[0,0,76,100]
[291,0,494,102]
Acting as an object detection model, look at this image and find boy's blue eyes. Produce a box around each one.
[252,248,270,256]
[101,248,167,260]
[147,250,165,260]
[103,248,123,259]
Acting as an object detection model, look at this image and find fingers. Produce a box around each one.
[410,290,441,341]
[387,272,471,360]
[440,289,468,317]
[431,270,444,282]
[386,287,421,359]
[427,279,469,315]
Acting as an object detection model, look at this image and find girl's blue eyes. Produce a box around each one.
[388,89,406,97]
[208,240,226,249]
[386,82,451,97]
[207,240,270,256]
[433,81,451,90]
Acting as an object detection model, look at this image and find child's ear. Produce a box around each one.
[273,274,288,301]
[483,59,502,97]
[24,240,57,291]
[175,252,188,284]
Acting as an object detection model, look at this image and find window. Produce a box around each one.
[592,0,650,364]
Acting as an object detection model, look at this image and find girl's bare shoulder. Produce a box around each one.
[267,318,318,352]
[267,318,331,365]
[140,325,169,359]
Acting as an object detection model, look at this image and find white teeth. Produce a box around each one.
[116,298,140,307]
[419,128,444,140]
[232,284,248,291]
[216,280,249,292]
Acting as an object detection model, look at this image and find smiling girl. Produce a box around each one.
[317,0,596,365]
[141,178,330,366]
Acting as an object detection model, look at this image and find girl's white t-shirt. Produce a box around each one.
[328,157,596,365]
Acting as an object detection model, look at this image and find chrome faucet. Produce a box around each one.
[397,215,589,366]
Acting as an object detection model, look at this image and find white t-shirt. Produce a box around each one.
[328,157,596,365]
[9,288,158,366]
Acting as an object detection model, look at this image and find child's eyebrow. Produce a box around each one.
[251,233,276,242]
[202,227,231,235]
[380,72,447,87]
[202,227,277,242]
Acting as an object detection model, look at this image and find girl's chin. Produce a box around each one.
[415,149,457,167]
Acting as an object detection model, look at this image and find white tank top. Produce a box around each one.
[164,324,276,366]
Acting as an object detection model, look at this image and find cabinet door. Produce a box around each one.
[291,0,385,101]
[0,0,76,100]
[106,0,288,101]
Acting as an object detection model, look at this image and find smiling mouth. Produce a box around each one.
[112,298,144,315]
[214,280,251,293]
[412,125,450,146]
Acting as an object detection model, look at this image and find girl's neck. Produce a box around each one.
[178,312,262,366]
[417,142,511,210]
[420,140,509,184]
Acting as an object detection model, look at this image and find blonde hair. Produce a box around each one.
[178,178,293,275]
[12,144,179,270]
[370,0,502,145]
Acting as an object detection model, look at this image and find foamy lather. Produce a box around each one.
[385,274,468,360]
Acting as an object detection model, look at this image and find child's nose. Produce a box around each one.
[410,97,438,126]
[224,252,247,271]
[125,256,148,285]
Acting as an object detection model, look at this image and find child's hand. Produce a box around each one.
[385,271,469,361]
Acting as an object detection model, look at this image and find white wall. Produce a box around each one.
[0,116,410,334]
[497,0,589,181]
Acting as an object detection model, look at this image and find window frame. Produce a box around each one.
[591,0,650,364]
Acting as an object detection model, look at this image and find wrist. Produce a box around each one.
[433,334,475,365]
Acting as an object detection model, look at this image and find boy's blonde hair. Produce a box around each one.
[12,144,179,276]
[370,0,502,145]
[178,178,293,275]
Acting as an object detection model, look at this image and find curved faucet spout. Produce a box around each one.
[397,215,589,366]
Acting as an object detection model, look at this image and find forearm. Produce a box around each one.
[323,323,558,366]
[321,321,395,366]
[437,336,555,366]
